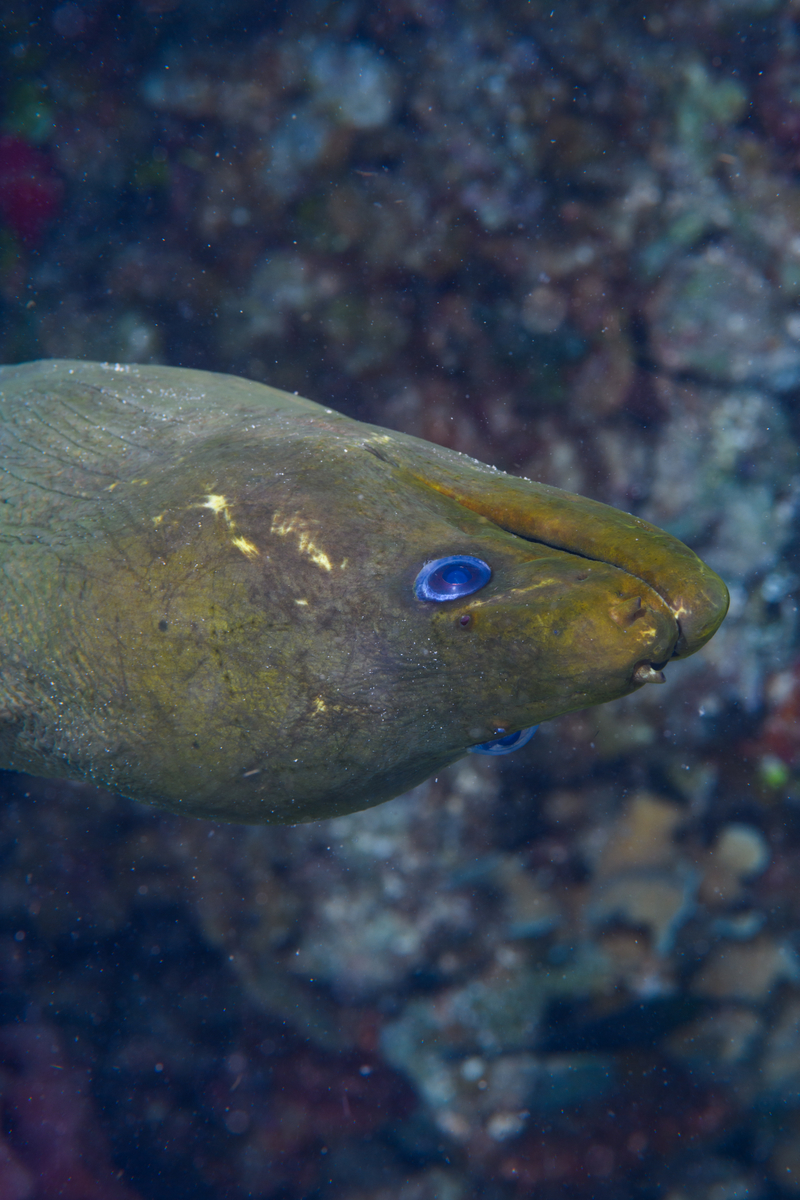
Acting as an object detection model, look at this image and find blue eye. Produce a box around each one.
[468,726,538,756]
[414,555,492,602]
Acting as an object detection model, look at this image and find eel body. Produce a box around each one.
[0,360,729,823]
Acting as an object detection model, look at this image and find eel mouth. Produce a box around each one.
[400,458,729,661]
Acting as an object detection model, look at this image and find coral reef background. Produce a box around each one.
[1,0,800,1196]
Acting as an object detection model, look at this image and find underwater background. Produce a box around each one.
[1,0,799,1196]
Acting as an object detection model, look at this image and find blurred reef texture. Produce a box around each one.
[2,0,800,1197]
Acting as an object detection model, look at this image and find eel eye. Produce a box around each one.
[414,555,492,602]
[468,726,538,756]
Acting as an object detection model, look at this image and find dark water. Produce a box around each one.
[0,2,799,1197]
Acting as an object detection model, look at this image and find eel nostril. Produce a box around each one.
[633,663,666,685]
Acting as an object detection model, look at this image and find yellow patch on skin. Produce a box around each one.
[507,581,560,595]
[152,513,164,527]
[270,512,333,572]
[297,532,332,572]
[295,599,309,606]
[312,696,327,714]
[340,559,348,569]
[194,493,260,560]
[105,481,119,492]
[231,536,259,560]
[200,493,234,524]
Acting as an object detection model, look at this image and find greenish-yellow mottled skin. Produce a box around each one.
[0,360,729,823]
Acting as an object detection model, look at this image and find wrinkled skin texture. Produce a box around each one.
[0,361,729,823]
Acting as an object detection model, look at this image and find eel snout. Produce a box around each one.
[401,452,730,664]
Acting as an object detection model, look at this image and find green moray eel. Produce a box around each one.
[0,360,728,823]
